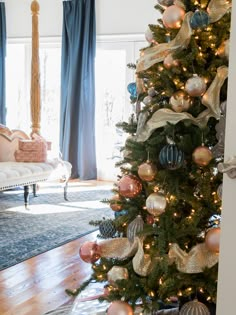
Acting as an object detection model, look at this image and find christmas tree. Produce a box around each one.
[75,0,232,314]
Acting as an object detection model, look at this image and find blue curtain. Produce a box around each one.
[0,2,6,125]
[60,0,97,180]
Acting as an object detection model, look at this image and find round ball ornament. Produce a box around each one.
[99,220,116,238]
[114,209,128,218]
[107,301,134,315]
[79,241,101,263]
[192,145,213,166]
[163,53,179,69]
[127,82,137,99]
[146,192,167,216]
[110,194,122,212]
[145,27,154,43]
[217,183,223,200]
[170,91,192,112]
[205,227,221,253]
[158,0,174,6]
[138,160,157,181]
[190,10,210,29]
[217,39,229,60]
[180,299,210,315]
[162,5,185,29]
[118,175,142,198]
[107,266,129,284]
[159,144,185,170]
[143,95,153,106]
[148,87,157,97]
[185,74,207,97]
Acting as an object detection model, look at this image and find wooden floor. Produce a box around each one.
[0,231,98,315]
[0,179,113,315]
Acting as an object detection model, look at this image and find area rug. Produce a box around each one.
[0,181,113,270]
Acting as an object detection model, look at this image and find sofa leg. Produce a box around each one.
[64,180,69,201]
[33,183,38,197]
[24,185,30,209]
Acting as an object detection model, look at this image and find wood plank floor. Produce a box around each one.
[0,179,113,315]
[0,230,98,315]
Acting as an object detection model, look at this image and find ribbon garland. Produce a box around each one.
[136,0,231,73]
[135,66,228,142]
[99,237,218,276]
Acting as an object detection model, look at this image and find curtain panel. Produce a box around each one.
[0,2,6,124]
[60,0,97,180]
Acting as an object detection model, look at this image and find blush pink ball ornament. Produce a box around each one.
[79,241,101,263]
[192,145,213,166]
[205,227,221,253]
[118,175,142,198]
[163,53,179,69]
[162,5,185,29]
[185,74,207,97]
[107,301,134,315]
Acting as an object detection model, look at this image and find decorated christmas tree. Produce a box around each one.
[74,0,232,314]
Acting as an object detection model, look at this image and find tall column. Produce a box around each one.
[30,0,41,136]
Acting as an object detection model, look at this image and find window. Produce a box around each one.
[6,35,145,179]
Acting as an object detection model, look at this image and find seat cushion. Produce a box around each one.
[0,159,72,191]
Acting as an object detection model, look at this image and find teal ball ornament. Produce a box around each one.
[180,299,210,315]
[127,82,137,99]
[190,10,210,29]
[159,144,184,170]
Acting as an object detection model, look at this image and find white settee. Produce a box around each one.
[0,125,72,208]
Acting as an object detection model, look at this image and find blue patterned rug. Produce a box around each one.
[0,181,113,270]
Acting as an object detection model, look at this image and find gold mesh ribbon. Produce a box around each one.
[207,0,232,23]
[100,237,152,277]
[168,243,219,273]
[136,12,193,72]
[135,66,228,142]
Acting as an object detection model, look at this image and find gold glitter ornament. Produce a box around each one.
[109,194,122,212]
[107,266,129,284]
[138,160,157,181]
[192,145,213,166]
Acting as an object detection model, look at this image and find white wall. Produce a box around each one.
[5,0,158,38]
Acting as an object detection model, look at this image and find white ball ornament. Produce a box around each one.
[145,27,154,43]
[185,74,207,97]
[162,5,185,29]
[146,192,167,216]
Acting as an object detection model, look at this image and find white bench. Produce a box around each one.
[0,125,72,207]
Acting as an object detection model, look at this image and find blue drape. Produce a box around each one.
[60,0,97,180]
[0,2,6,125]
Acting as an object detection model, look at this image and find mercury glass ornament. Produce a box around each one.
[205,227,221,253]
[79,241,101,263]
[143,95,153,105]
[163,53,179,69]
[180,299,210,315]
[170,91,192,112]
[138,160,157,181]
[107,266,129,284]
[118,175,142,198]
[192,145,213,166]
[148,87,157,97]
[185,74,207,97]
[110,194,122,212]
[107,301,134,315]
[146,192,167,216]
[162,5,185,29]
[127,215,144,242]
[158,0,174,6]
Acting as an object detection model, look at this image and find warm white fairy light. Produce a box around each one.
[159,278,163,285]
